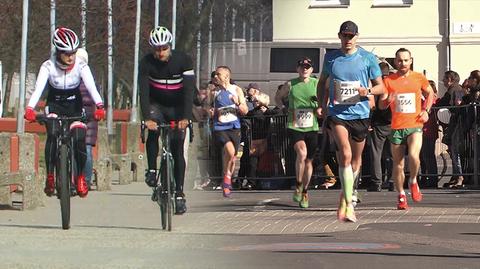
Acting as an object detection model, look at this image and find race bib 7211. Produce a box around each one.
[334,80,361,105]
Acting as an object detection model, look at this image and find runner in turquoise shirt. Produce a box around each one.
[316,21,385,223]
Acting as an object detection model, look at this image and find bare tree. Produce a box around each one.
[0,0,272,111]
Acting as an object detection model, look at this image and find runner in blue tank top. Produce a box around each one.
[317,21,386,223]
[209,66,248,198]
[213,87,241,131]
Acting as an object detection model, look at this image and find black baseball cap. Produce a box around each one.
[339,20,358,35]
[247,83,259,90]
[297,57,313,68]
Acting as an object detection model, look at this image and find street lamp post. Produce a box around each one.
[17,0,30,134]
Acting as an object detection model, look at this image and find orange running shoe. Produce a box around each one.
[222,183,232,198]
[410,182,423,202]
[397,193,409,210]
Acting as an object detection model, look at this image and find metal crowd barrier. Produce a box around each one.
[200,104,479,189]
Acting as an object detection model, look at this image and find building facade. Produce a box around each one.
[273,0,480,93]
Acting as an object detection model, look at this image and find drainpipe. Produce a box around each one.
[445,0,451,71]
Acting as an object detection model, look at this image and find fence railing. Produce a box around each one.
[200,104,479,189]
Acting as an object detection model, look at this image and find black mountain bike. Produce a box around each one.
[37,113,85,230]
[141,121,176,231]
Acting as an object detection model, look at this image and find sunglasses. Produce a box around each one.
[61,50,77,57]
[340,33,356,39]
[299,64,312,69]
[154,45,170,51]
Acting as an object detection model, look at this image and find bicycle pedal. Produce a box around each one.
[151,191,158,202]
[70,189,78,197]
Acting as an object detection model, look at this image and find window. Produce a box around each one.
[309,0,350,8]
[270,48,320,73]
[372,0,412,7]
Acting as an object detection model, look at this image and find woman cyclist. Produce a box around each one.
[24,27,105,198]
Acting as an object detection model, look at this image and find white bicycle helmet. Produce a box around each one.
[53,27,79,52]
[149,26,173,47]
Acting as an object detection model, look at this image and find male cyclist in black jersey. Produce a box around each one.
[138,26,195,215]
[24,27,105,198]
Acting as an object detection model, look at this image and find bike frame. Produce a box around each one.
[141,121,177,231]
[38,113,85,230]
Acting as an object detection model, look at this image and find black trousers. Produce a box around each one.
[369,124,392,185]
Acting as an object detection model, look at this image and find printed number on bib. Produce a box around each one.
[217,107,238,123]
[395,93,415,113]
[334,80,361,105]
[294,109,314,128]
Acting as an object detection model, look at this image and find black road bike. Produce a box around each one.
[141,121,176,231]
[37,113,86,230]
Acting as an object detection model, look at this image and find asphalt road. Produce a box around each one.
[1,182,479,269]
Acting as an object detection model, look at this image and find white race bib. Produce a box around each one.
[293,108,314,128]
[395,93,416,113]
[334,80,361,105]
[217,107,238,123]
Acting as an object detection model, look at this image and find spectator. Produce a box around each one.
[455,70,480,187]
[192,83,210,122]
[366,62,393,192]
[238,93,270,189]
[76,48,100,189]
[438,70,464,188]
[419,80,440,188]
[317,123,339,189]
[438,71,463,107]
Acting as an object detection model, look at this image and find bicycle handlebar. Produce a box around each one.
[140,120,178,144]
[140,120,193,144]
[36,114,86,124]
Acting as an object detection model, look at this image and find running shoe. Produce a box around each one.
[293,184,303,202]
[397,193,409,210]
[299,193,309,208]
[222,183,232,198]
[344,204,357,223]
[352,189,361,208]
[337,192,347,221]
[410,182,423,202]
[320,177,336,189]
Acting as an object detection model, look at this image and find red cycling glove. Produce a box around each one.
[94,103,106,121]
[24,107,36,122]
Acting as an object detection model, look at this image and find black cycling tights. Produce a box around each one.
[45,121,87,178]
[146,128,186,194]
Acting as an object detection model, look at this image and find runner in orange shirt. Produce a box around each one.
[380,48,434,210]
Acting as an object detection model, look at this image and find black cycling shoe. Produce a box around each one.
[175,196,187,215]
[145,170,158,187]
[151,190,158,202]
